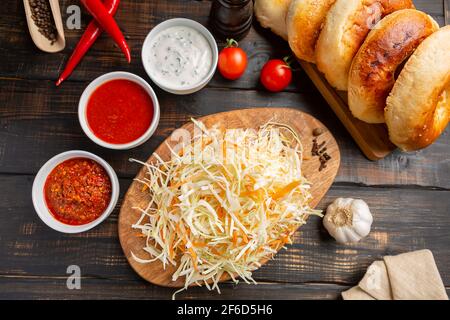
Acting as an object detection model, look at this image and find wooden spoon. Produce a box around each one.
[23,0,65,53]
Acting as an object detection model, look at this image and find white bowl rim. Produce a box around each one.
[32,150,120,234]
[78,71,160,150]
[141,18,219,94]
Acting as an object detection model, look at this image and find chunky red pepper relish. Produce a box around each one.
[44,158,112,225]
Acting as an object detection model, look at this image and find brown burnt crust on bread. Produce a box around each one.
[409,78,450,150]
[385,26,450,151]
[348,9,438,123]
[343,0,416,49]
[287,0,337,63]
[317,0,415,91]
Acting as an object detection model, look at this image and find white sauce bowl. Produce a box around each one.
[32,150,120,233]
[78,71,160,150]
[142,18,219,95]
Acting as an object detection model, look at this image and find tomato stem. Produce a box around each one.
[283,55,294,68]
[226,38,239,48]
[283,55,302,72]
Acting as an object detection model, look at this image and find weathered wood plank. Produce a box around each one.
[415,0,446,15]
[1,0,448,301]
[0,276,349,300]
[0,175,448,292]
[1,79,449,188]
[0,276,447,300]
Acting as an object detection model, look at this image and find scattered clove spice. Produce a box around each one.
[28,0,57,45]
[311,127,332,172]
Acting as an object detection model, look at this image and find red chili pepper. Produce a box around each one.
[80,0,131,63]
[56,0,120,86]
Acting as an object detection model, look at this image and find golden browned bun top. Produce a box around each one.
[385,26,450,151]
[348,9,439,124]
[316,0,415,91]
[287,0,337,63]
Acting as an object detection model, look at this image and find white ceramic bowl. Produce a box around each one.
[78,71,160,150]
[141,18,219,95]
[32,150,120,233]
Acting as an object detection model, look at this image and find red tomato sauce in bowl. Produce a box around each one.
[44,158,112,225]
[86,79,154,145]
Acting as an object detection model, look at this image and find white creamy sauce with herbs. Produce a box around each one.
[147,26,212,89]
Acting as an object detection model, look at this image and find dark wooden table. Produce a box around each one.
[1,0,449,300]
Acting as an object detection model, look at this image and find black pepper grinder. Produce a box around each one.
[210,0,253,41]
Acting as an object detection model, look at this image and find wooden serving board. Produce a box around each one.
[118,107,340,288]
[299,61,396,161]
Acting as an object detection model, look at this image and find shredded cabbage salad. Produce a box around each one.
[130,119,321,297]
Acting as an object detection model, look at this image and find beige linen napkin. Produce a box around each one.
[342,250,448,300]
[341,286,375,300]
[358,260,393,300]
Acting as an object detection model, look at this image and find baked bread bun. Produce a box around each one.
[348,9,439,124]
[286,0,337,63]
[254,0,292,40]
[385,26,450,151]
[316,0,414,91]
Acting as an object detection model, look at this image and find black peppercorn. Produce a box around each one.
[28,0,57,44]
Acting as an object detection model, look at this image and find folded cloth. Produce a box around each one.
[384,250,448,300]
[341,286,375,300]
[358,260,393,300]
[342,250,448,300]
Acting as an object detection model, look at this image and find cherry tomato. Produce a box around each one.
[260,58,292,92]
[218,39,248,80]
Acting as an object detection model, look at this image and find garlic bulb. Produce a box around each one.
[323,198,373,244]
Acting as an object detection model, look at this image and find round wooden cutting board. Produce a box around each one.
[118,107,340,288]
